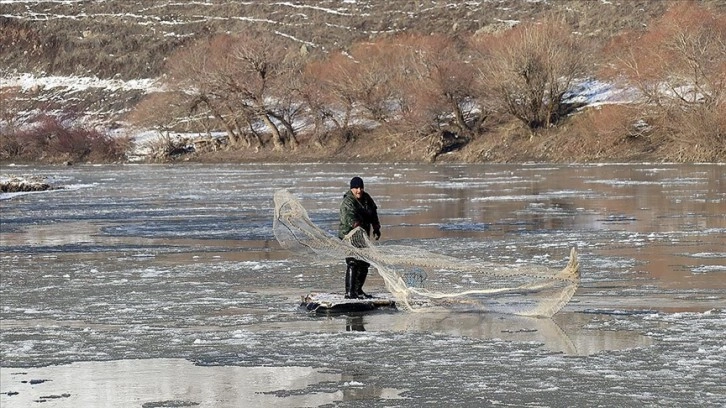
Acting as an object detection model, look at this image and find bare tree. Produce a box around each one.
[299,59,336,146]
[345,41,399,124]
[226,32,298,150]
[616,3,725,161]
[300,41,398,144]
[301,53,359,144]
[160,35,253,149]
[393,34,481,136]
[161,32,303,151]
[477,18,587,133]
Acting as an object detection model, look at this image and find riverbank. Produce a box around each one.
[1,110,722,166]
[162,122,698,165]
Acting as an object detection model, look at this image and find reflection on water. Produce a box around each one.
[256,310,653,356]
[389,311,654,356]
[0,359,400,407]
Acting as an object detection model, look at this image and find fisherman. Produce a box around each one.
[338,176,381,299]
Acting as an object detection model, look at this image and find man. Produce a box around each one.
[338,176,381,299]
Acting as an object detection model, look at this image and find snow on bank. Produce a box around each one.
[565,78,642,107]
[2,73,635,112]
[2,73,163,93]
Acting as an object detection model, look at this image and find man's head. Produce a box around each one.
[349,176,364,199]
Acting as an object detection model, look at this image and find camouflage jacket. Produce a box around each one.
[338,190,380,239]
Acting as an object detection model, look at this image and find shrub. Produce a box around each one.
[140,132,194,162]
[474,17,589,133]
[0,114,128,163]
[158,32,304,151]
[564,104,657,160]
[614,3,726,161]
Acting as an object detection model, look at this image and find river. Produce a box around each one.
[1,163,724,407]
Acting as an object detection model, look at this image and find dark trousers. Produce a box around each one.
[345,258,371,298]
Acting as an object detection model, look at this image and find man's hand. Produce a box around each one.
[373,228,381,240]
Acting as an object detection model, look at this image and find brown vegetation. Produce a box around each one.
[1,1,725,163]
[139,18,591,160]
[608,3,726,161]
[0,112,130,163]
[476,18,589,132]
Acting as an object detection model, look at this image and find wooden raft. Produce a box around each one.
[300,293,397,314]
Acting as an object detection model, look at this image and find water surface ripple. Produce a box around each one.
[1,163,724,407]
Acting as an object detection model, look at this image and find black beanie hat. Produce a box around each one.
[350,176,364,189]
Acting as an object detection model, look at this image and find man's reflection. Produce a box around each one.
[345,315,366,331]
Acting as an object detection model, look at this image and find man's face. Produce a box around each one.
[351,186,363,199]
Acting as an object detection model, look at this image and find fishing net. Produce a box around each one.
[273,190,580,317]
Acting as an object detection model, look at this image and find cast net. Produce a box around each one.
[273,190,580,317]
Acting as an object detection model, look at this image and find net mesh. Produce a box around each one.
[273,189,580,317]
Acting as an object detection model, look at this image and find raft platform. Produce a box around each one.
[300,293,397,314]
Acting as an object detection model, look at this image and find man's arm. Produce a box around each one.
[368,195,381,240]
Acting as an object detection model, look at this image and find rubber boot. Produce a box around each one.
[344,263,358,299]
[355,264,373,299]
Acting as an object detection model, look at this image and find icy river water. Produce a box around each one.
[1,163,724,407]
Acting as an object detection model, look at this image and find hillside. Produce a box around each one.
[1,0,724,163]
[1,0,676,78]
